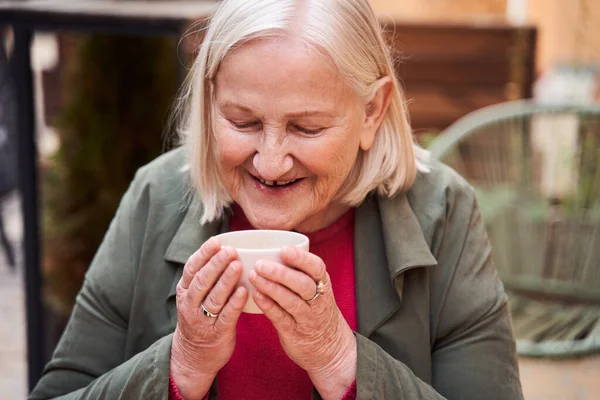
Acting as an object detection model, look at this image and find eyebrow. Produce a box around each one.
[219,101,337,119]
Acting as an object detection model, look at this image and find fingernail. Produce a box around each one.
[209,237,220,249]
[251,273,265,284]
[281,246,293,257]
[248,270,257,281]
[255,291,263,300]
[256,261,268,274]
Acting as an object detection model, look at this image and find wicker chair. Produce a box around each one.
[429,99,600,358]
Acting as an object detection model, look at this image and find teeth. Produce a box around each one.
[276,180,296,186]
[258,178,297,186]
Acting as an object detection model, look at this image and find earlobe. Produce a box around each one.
[359,76,394,151]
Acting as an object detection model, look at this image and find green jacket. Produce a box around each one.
[30,148,523,399]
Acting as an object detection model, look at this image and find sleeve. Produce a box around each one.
[169,373,186,400]
[353,187,524,399]
[341,380,357,400]
[168,373,210,400]
[29,170,174,399]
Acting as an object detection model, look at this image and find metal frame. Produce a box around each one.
[428,99,600,160]
[0,5,210,391]
[10,27,42,391]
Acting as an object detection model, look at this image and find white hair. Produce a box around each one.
[175,0,429,223]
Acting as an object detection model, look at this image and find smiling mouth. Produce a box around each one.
[254,176,302,187]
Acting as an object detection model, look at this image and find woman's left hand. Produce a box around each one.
[248,245,357,399]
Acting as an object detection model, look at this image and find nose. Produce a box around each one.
[252,133,293,180]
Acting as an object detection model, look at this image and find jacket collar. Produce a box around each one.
[354,193,437,337]
[164,197,229,310]
[163,192,437,338]
[164,197,229,265]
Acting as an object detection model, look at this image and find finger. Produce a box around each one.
[253,289,295,330]
[187,246,238,307]
[255,260,316,302]
[249,270,309,323]
[180,237,221,290]
[213,286,248,333]
[280,246,326,282]
[202,261,243,314]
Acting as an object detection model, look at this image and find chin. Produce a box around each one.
[239,203,297,230]
[248,214,298,231]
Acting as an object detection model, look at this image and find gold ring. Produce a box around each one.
[306,280,326,303]
[201,302,219,318]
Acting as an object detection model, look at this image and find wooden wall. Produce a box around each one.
[383,22,537,132]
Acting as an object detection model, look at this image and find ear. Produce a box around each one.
[359,76,394,151]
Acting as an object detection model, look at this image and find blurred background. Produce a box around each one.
[0,0,598,399]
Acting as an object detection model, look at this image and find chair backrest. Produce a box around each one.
[430,100,600,304]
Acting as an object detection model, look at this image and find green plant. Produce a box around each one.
[42,34,178,316]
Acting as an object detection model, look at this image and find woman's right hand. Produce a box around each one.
[170,237,248,400]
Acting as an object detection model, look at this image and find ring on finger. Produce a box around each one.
[201,302,220,318]
[306,280,326,303]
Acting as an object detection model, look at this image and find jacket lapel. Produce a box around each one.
[164,199,229,265]
[163,198,230,325]
[355,193,438,337]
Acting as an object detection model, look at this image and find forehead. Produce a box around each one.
[214,37,354,109]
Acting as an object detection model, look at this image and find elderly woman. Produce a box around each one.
[31,0,523,399]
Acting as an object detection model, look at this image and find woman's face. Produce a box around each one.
[214,37,372,232]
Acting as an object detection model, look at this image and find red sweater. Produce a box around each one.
[170,206,357,399]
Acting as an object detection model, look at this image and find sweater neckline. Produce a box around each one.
[229,204,354,245]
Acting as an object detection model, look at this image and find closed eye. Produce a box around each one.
[230,120,261,130]
[294,125,325,135]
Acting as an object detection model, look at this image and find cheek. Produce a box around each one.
[215,124,255,168]
[309,133,360,178]
[300,134,360,194]
[214,124,256,197]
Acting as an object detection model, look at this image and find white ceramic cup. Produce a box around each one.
[213,229,310,314]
